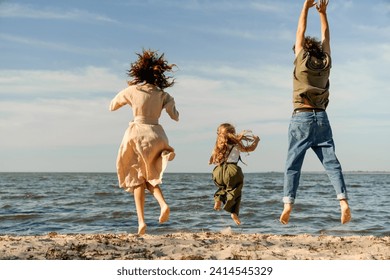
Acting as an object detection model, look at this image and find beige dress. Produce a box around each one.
[110,84,179,192]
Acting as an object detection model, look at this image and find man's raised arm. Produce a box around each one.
[317,0,330,55]
[295,0,317,56]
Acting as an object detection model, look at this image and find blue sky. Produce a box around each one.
[0,0,389,173]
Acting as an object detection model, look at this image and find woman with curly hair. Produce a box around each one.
[110,49,179,235]
[209,123,260,225]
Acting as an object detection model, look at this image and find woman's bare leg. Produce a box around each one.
[133,183,147,235]
[147,183,170,223]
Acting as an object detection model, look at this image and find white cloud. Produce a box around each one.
[355,24,390,40]
[251,2,281,13]
[0,96,124,172]
[0,33,119,55]
[0,67,124,98]
[130,0,279,12]
[169,63,293,140]
[0,3,118,23]
[0,97,122,147]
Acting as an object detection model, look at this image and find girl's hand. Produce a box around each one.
[252,135,260,144]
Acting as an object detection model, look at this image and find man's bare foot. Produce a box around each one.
[279,203,293,224]
[340,199,351,224]
[231,213,241,225]
[214,201,222,211]
[159,205,170,223]
[138,223,147,235]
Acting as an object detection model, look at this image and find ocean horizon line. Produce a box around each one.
[1,171,390,174]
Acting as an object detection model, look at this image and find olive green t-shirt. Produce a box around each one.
[292,49,331,110]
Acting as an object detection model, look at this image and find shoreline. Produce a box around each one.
[1,232,389,260]
[1,171,390,174]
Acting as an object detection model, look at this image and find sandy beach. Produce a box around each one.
[0,230,389,260]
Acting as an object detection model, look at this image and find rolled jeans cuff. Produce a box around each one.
[337,193,348,200]
[282,197,295,204]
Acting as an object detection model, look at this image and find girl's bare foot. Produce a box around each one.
[280,203,293,224]
[138,223,147,235]
[231,213,241,225]
[159,205,170,223]
[340,199,351,224]
[214,201,222,211]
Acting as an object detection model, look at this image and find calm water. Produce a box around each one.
[0,172,389,236]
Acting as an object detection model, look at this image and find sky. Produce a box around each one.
[0,0,389,173]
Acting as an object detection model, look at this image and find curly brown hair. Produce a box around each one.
[127,49,176,90]
[293,36,325,59]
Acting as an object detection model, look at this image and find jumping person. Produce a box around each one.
[209,123,260,225]
[110,49,179,234]
[280,0,351,225]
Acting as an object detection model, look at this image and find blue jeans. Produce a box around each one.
[283,111,348,204]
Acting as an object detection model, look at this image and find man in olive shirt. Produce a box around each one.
[280,0,351,225]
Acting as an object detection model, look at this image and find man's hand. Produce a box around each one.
[316,0,329,14]
[305,0,317,9]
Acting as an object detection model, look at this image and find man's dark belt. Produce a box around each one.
[294,108,325,114]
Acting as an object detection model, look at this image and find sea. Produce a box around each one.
[0,172,389,237]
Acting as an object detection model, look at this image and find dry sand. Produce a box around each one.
[1,230,389,260]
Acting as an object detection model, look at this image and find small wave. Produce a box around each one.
[94,192,113,197]
[0,213,42,221]
[220,227,233,234]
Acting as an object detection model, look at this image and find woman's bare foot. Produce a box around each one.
[214,201,222,211]
[159,205,170,223]
[231,213,241,225]
[138,223,147,235]
[279,203,293,224]
[340,199,351,224]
